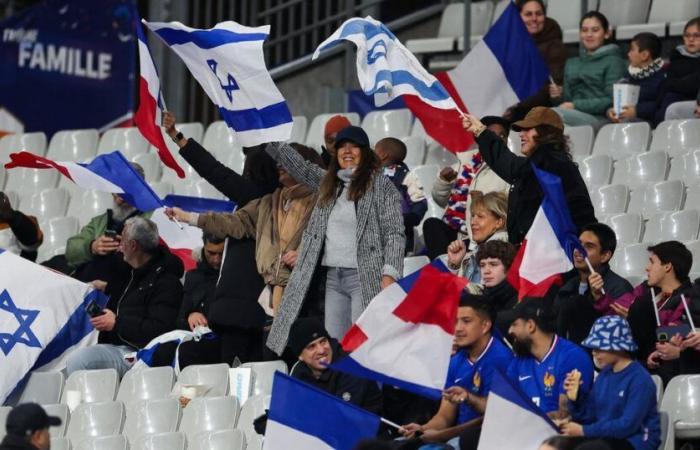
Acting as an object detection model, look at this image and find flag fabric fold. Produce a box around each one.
[264,371,380,450]
[144,20,292,147]
[333,261,467,400]
[507,163,585,299]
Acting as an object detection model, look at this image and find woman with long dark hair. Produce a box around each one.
[462,107,596,245]
[264,126,405,355]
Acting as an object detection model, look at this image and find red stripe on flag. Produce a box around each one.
[392,264,468,335]
[133,77,185,179]
[4,151,74,180]
[341,324,369,352]
[507,240,564,300]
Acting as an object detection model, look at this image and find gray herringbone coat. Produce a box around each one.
[265,142,405,355]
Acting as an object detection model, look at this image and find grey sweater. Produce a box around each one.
[322,169,358,268]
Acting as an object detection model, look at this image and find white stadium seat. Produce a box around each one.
[593,122,651,160]
[202,121,241,162]
[686,183,700,211]
[62,369,119,404]
[19,371,65,405]
[66,190,113,228]
[661,375,700,440]
[548,0,597,43]
[611,151,669,189]
[241,360,289,397]
[627,180,685,217]
[189,429,246,450]
[644,210,700,243]
[236,394,270,444]
[401,136,427,169]
[685,240,700,274]
[305,112,361,152]
[580,154,613,188]
[20,187,70,222]
[178,363,230,397]
[66,401,125,439]
[98,127,149,160]
[117,366,175,405]
[179,396,240,438]
[123,398,181,436]
[406,3,468,54]
[410,118,437,147]
[38,217,80,263]
[361,109,413,147]
[72,435,128,450]
[598,0,651,27]
[606,213,644,245]
[132,153,163,183]
[47,129,99,162]
[403,255,430,276]
[131,432,187,450]
[178,179,225,200]
[589,184,629,215]
[669,150,700,185]
[222,149,246,174]
[0,131,47,163]
[43,404,69,438]
[455,1,497,50]
[288,115,308,144]
[424,144,459,167]
[651,119,700,157]
[617,0,700,39]
[611,243,649,279]
[5,168,59,195]
[565,125,595,157]
[49,438,70,450]
[412,164,440,198]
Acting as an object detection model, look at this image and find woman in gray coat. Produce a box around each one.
[265,126,405,355]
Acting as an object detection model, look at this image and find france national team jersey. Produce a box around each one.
[446,336,514,424]
[506,335,594,413]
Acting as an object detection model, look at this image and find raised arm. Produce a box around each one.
[474,129,527,185]
[265,142,326,191]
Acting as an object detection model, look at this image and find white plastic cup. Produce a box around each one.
[65,390,81,412]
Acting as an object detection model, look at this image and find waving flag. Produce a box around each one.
[144,20,292,147]
[405,2,549,152]
[5,151,163,212]
[507,163,584,299]
[265,372,380,450]
[333,262,467,399]
[0,250,108,403]
[478,370,558,449]
[133,15,185,178]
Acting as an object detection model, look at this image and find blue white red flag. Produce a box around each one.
[4,150,163,212]
[0,250,108,403]
[144,20,293,147]
[507,163,584,299]
[264,372,380,450]
[405,2,549,152]
[133,14,185,178]
[478,370,558,449]
[333,262,467,399]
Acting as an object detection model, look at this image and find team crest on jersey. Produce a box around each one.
[543,371,556,393]
[472,371,481,391]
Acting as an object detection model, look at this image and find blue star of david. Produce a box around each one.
[207,58,239,103]
[0,289,41,356]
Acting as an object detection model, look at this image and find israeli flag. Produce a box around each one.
[0,250,108,403]
[314,16,457,109]
[144,20,293,147]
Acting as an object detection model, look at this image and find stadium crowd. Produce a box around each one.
[3,2,700,450]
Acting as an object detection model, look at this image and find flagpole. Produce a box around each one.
[380,417,404,431]
[584,257,605,295]
[171,216,185,230]
[681,294,697,331]
[651,288,661,328]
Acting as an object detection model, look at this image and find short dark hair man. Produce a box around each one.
[555,223,633,343]
[1,403,61,450]
[288,318,382,414]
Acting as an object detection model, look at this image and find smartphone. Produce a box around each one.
[85,299,105,318]
[656,324,692,343]
[104,229,117,239]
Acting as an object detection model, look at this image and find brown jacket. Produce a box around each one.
[197,185,316,287]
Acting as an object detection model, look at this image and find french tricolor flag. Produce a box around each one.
[404,2,549,152]
[507,163,584,299]
[333,262,467,399]
[134,16,185,179]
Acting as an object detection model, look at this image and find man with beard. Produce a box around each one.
[507,297,594,417]
[400,293,513,448]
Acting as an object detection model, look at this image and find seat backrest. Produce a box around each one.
[612,152,669,189]
[590,184,629,215]
[67,190,114,228]
[305,113,361,152]
[47,129,99,162]
[66,401,125,439]
[548,0,592,30]
[660,375,700,425]
[21,188,70,222]
[132,153,163,183]
[179,396,240,436]
[72,434,128,450]
[628,181,685,217]
[598,0,651,26]
[401,136,427,169]
[0,132,48,162]
[178,363,230,397]
[424,145,459,167]
[648,0,700,25]
[685,239,700,274]
[288,116,308,144]
[19,371,65,405]
[130,431,187,450]
[123,398,181,436]
[650,119,700,157]
[42,404,69,438]
[62,368,119,404]
[202,121,241,162]
[580,154,613,187]
[5,168,59,194]
[117,366,175,405]
[611,243,649,278]
[645,210,700,243]
[593,122,651,159]
[189,429,246,450]
[403,255,430,277]
[98,127,149,159]
[410,119,436,146]
[566,125,595,156]
[361,109,413,147]
[240,361,289,397]
[236,394,270,444]
[606,213,643,245]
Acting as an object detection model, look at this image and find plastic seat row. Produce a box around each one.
[610,239,700,279]
[589,180,696,218]
[49,429,253,450]
[604,210,700,246]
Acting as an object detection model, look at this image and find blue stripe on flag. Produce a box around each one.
[366,70,451,101]
[268,372,380,450]
[152,26,267,49]
[218,101,292,132]
[318,18,396,53]
[483,3,549,100]
[162,195,236,213]
[490,369,558,430]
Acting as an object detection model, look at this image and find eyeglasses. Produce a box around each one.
[684,33,700,40]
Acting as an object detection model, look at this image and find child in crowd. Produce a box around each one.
[375,137,427,253]
[607,32,666,125]
[561,316,661,450]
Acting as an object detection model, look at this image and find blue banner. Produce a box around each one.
[0,0,136,137]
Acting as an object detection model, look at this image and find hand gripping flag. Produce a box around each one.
[333,262,467,399]
[144,20,293,147]
[507,163,585,299]
[0,250,108,403]
[478,370,558,450]
[405,2,549,152]
[133,14,185,178]
[264,372,380,450]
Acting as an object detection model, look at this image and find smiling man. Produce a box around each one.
[288,317,382,414]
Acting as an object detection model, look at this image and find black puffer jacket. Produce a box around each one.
[99,246,183,349]
[0,435,38,450]
[176,251,218,330]
[476,130,596,244]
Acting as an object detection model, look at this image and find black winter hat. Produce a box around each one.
[288,317,330,356]
[335,125,370,148]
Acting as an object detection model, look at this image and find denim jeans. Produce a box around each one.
[553,107,608,131]
[65,344,133,378]
[324,267,363,339]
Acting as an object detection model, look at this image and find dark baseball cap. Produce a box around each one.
[511,297,555,326]
[335,126,370,148]
[5,403,61,437]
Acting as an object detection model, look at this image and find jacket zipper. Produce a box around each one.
[115,270,139,349]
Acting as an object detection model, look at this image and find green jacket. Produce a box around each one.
[563,44,626,116]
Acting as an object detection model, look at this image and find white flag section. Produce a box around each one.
[313,16,457,109]
[144,20,293,146]
[0,250,107,403]
[478,371,558,449]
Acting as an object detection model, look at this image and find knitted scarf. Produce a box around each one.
[442,152,483,233]
[628,57,665,80]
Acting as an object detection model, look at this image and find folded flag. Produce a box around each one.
[478,370,558,450]
[405,2,549,152]
[133,14,185,178]
[144,20,293,147]
[4,150,163,212]
[333,262,467,400]
[507,163,584,299]
[314,16,458,112]
[265,372,380,450]
[0,250,108,403]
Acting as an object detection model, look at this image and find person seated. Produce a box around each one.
[657,17,700,123]
[550,12,626,130]
[592,241,695,373]
[0,191,42,262]
[505,0,568,121]
[321,115,352,167]
[556,223,633,344]
[288,317,382,414]
[474,240,518,336]
[560,316,660,450]
[424,116,510,260]
[375,137,428,253]
[65,217,183,378]
[1,403,61,450]
[607,32,666,125]
[400,293,513,449]
[446,191,508,283]
[507,297,594,417]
